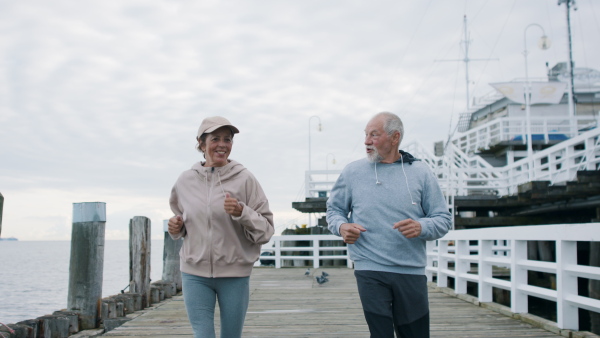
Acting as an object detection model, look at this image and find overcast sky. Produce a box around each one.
[1,0,599,240]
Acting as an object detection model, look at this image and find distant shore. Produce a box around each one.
[0,237,18,241]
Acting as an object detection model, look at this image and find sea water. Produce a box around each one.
[0,239,164,325]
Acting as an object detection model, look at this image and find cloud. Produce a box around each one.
[1,0,599,240]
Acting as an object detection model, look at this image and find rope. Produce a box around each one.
[0,322,15,338]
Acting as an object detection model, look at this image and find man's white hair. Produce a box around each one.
[372,112,404,147]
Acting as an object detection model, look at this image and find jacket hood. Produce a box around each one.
[396,150,419,164]
[191,159,247,180]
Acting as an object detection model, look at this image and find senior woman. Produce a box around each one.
[167,116,274,338]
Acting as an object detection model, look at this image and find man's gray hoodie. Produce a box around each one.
[326,151,452,275]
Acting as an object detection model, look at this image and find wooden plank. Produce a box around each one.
[102,268,562,337]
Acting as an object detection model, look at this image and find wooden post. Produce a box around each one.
[67,202,106,330]
[129,216,151,308]
[162,220,183,291]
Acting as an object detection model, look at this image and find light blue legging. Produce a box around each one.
[181,272,250,338]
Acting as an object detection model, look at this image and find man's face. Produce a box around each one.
[364,116,397,163]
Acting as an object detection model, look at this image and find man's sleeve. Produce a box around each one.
[326,170,351,237]
[417,168,452,241]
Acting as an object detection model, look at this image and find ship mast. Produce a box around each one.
[558,0,577,136]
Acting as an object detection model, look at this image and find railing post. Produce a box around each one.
[129,216,151,308]
[426,241,436,282]
[313,239,320,268]
[511,239,528,313]
[67,202,106,329]
[437,240,448,288]
[478,240,493,302]
[162,220,183,291]
[274,239,281,269]
[556,240,579,330]
[455,240,469,294]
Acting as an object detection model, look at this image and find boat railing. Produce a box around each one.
[453,115,597,154]
[412,126,600,197]
[302,125,600,199]
[259,235,352,269]
[425,223,600,331]
[304,169,342,198]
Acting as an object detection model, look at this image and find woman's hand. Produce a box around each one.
[168,215,184,234]
[224,193,243,217]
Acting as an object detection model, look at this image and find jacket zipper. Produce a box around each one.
[208,167,215,278]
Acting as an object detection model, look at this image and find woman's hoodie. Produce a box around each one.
[169,159,274,278]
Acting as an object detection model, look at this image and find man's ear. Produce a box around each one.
[393,131,401,146]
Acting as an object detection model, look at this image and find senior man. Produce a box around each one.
[326,112,452,338]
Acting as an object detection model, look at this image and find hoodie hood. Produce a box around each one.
[397,150,419,164]
[191,159,247,181]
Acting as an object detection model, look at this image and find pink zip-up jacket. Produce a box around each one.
[169,159,274,278]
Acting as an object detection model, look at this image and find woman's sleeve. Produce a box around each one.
[232,174,274,244]
[168,183,187,240]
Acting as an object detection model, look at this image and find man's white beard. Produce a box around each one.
[366,147,383,162]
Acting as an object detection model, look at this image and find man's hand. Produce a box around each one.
[393,218,422,238]
[224,193,243,217]
[168,215,184,235]
[340,223,366,244]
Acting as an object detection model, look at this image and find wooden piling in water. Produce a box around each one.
[129,216,151,308]
[67,202,106,330]
[162,220,183,291]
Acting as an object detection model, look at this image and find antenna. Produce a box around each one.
[435,15,501,157]
[558,0,577,134]
[435,15,498,112]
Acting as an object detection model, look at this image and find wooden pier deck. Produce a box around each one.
[102,267,562,337]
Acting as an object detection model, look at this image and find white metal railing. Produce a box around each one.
[453,115,598,154]
[259,235,352,268]
[304,170,342,198]
[409,127,600,197]
[302,121,600,199]
[426,223,600,331]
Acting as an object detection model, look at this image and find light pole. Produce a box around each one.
[308,116,322,172]
[523,23,550,179]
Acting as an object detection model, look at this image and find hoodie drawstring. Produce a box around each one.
[374,155,417,206]
[216,169,227,198]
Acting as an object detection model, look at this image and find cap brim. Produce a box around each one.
[204,125,240,134]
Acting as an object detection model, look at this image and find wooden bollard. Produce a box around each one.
[153,280,176,298]
[67,202,106,329]
[4,323,31,338]
[52,311,79,334]
[38,314,70,338]
[150,285,162,304]
[162,220,183,291]
[129,216,151,308]
[129,293,143,311]
[112,294,135,314]
[101,298,117,320]
[15,319,38,337]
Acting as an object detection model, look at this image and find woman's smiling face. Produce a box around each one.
[200,127,233,167]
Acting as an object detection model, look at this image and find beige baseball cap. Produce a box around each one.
[197,116,240,138]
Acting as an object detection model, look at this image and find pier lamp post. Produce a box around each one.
[523,23,550,179]
[308,116,322,172]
